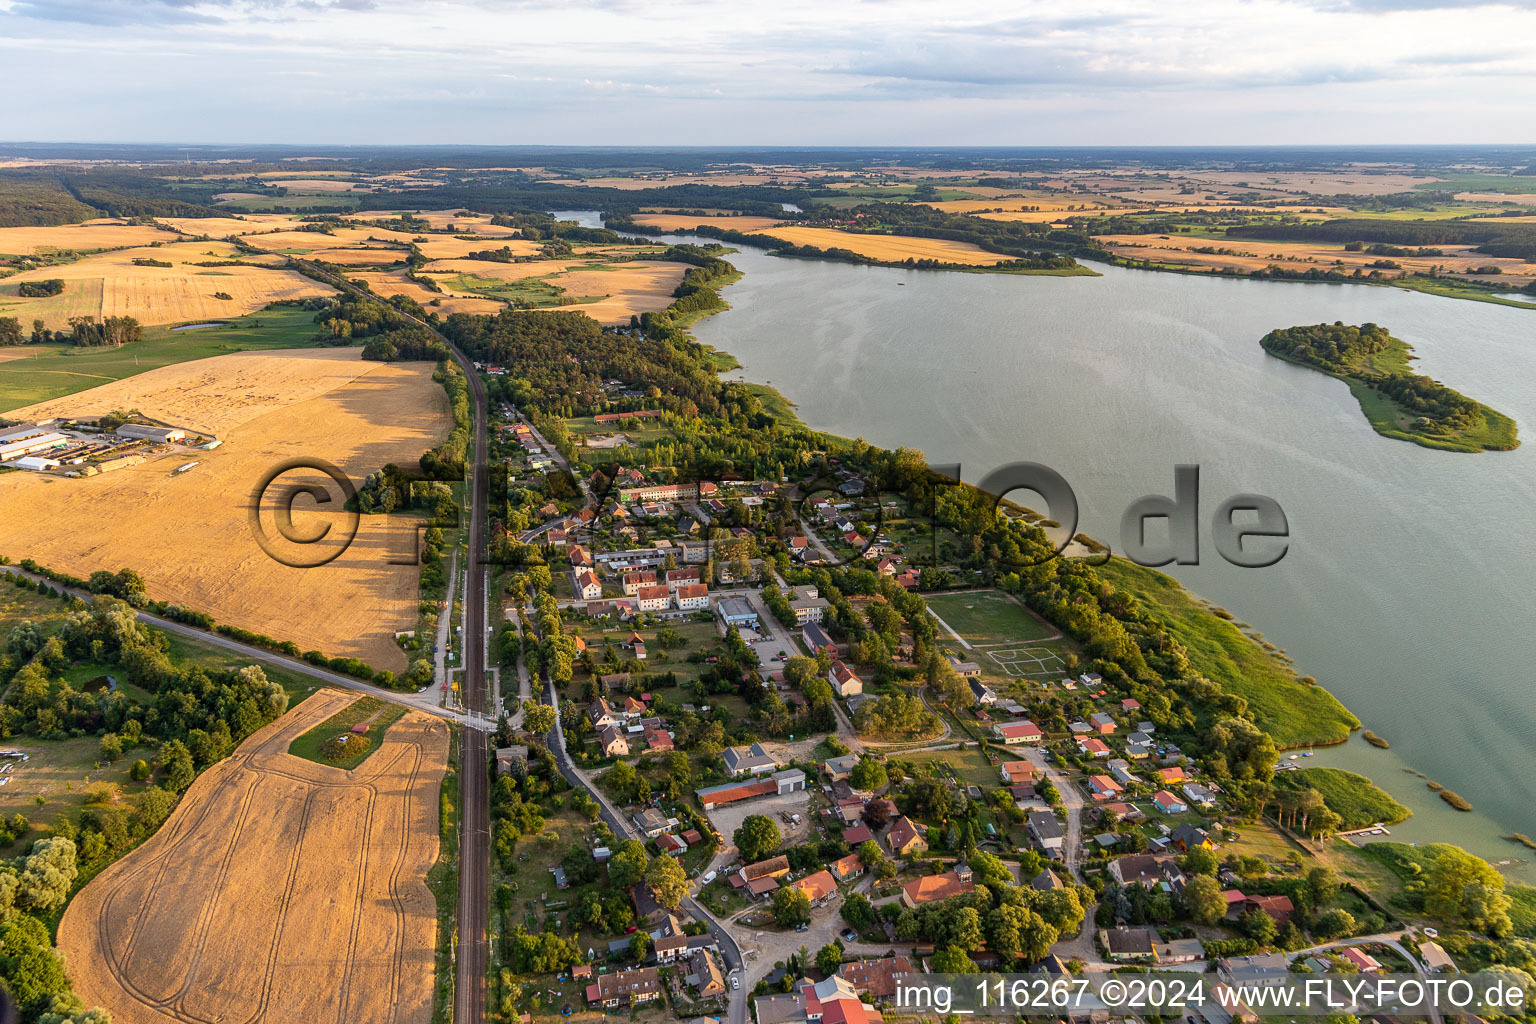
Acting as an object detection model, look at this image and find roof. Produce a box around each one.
[722,742,778,773]
[802,622,836,649]
[1111,854,1161,885]
[831,853,864,879]
[842,823,874,845]
[886,815,925,851]
[839,956,914,998]
[1080,737,1111,755]
[1027,810,1064,840]
[694,777,777,805]
[1000,760,1036,779]
[587,966,660,1002]
[1153,789,1184,809]
[742,855,791,881]
[747,875,781,896]
[995,720,1043,738]
[902,870,974,904]
[637,585,670,600]
[794,870,838,902]
[754,993,807,1024]
[1103,927,1157,955]
[676,583,709,599]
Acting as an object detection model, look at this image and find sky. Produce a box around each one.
[1,0,1534,145]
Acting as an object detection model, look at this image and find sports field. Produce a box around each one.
[926,589,1068,678]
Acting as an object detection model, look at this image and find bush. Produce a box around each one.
[322,733,371,761]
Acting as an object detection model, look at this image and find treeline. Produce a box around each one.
[3,315,148,348]
[1228,218,1536,260]
[421,359,471,479]
[17,279,64,298]
[0,171,99,227]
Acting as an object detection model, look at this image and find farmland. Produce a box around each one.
[0,239,335,329]
[0,219,182,256]
[58,689,448,1024]
[0,306,325,413]
[0,347,449,670]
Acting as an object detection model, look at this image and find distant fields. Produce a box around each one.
[1095,558,1359,748]
[0,307,324,412]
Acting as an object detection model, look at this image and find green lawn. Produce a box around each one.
[926,589,1055,645]
[1273,767,1411,829]
[0,306,326,412]
[899,747,999,789]
[1095,558,1359,748]
[287,695,408,769]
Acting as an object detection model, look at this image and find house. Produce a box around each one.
[1031,868,1064,890]
[643,724,674,751]
[968,678,997,704]
[599,725,630,757]
[1101,802,1141,821]
[636,584,671,612]
[1126,741,1153,760]
[696,777,775,810]
[755,993,807,1024]
[740,856,792,887]
[586,967,660,1008]
[1108,854,1162,887]
[829,662,863,697]
[652,922,692,964]
[685,949,726,997]
[841,823,875,846]
[1182,782,1218,807]
[1156,938,1206,964]
[830,853,865,882]
[1027,810,1065,850]
[1100,927,1157,963]
[569,544,593,567]
[723,742,779,776]
[574,569,603,600]
[1087,775,1123,800]
[494,745,529,776]
[600,672,633,693]
[1170,823,1213,852]
[1078,737,1112,758]
[1157,766,1186,784]
[948,656,982,678]
[655,833,686,856]
[1108,758,1136,784]
[623,695,647,717]
[803,976,881,1024]
[630,883,667,925]
[789,595,831,624]
[675,583,710,610]
[665,567,702,588]
[999,760,1035,784]
[1419,941,1456,973]
[885,815,928,857]
[1340,948,1382,973]
[802,622,838,656]
[900,869,974,908]
[622,570,658,596]
[822,754,860,782]
[633,808,671,838]
[1152,790,1187,814]
[1089,711,1116,734]
[794,870,838,904]
[1235,894,1294,925]
[1121,698,1141,712]
[838,956,914,999]
[1079,672,1104,688]
[993,720,1043,744]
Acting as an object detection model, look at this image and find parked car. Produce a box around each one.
[841,928,859,942]
[731,976,740,990]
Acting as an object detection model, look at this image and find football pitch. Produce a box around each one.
[926,590,1068,678]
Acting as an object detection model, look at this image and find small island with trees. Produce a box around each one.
[1260,322,1519,452]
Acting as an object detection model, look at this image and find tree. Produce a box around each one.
[929,945,977,973]
[772,886,812,927]
[17,837,78,911]
[734,814,782,862]
[608,839,649,889]
[1313,908,1356,940]
[520,700,557,736]
[841,892,876,929]
[630,930,652,961]
[817,942,844,975]
[1183,874,1226,926]
[561,844,598,886]
[1242,908,1278,946]
[159,738,195,793]
[849,756,888,792]
[1179,846,1219,877]
[645,854,688,910]
[1426,848,1512,936]
[98,733,123,762]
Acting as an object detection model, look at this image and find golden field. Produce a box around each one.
[0,241,335,329]
[349,269,506,316]
[0,220,181,256]
[1095,233,1536,284]
[740,225,1015,265]
[417,258,691,324]
[629,213,787,233]
[59,690,447,1024]
[0,348,448,668]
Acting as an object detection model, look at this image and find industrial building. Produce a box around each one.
[0,431,68,462]
[116,424,186,443]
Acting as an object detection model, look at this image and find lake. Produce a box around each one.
[673,237,1536,871]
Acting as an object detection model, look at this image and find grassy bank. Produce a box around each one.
[287,694,408,769]
[1274,767,1411,829]
[430,731,461,1024]
[1096,558,1359,748]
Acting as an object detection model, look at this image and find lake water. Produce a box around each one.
[668,237,1536,871]
[549,209,605,229]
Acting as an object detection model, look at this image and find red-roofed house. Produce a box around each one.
[794,870,838,904]
[999,760,1036,784]
[830,853,865,882]
[1087,774,1123,800]
[1078,737,1112,758]
[1152,790,1188,814]
[900,869,974,908]
[993,721,1043,744]
[885,816,928,857]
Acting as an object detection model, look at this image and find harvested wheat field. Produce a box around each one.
[419,258,690,323]
[160,214,299,237]
[58,689,447,1024]
[0,240,336,329]
[0,348,448,668]
[630,213,787,233]
[0,219,181,256]
[410,235,544,260]
[745,225,1014,265]
[347,210,521,235]
[351,269,505,316]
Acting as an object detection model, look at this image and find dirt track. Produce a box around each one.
[58,690,448,1024]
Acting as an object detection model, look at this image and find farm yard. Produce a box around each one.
[58,689,448,1024]
[0,347,450,671]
